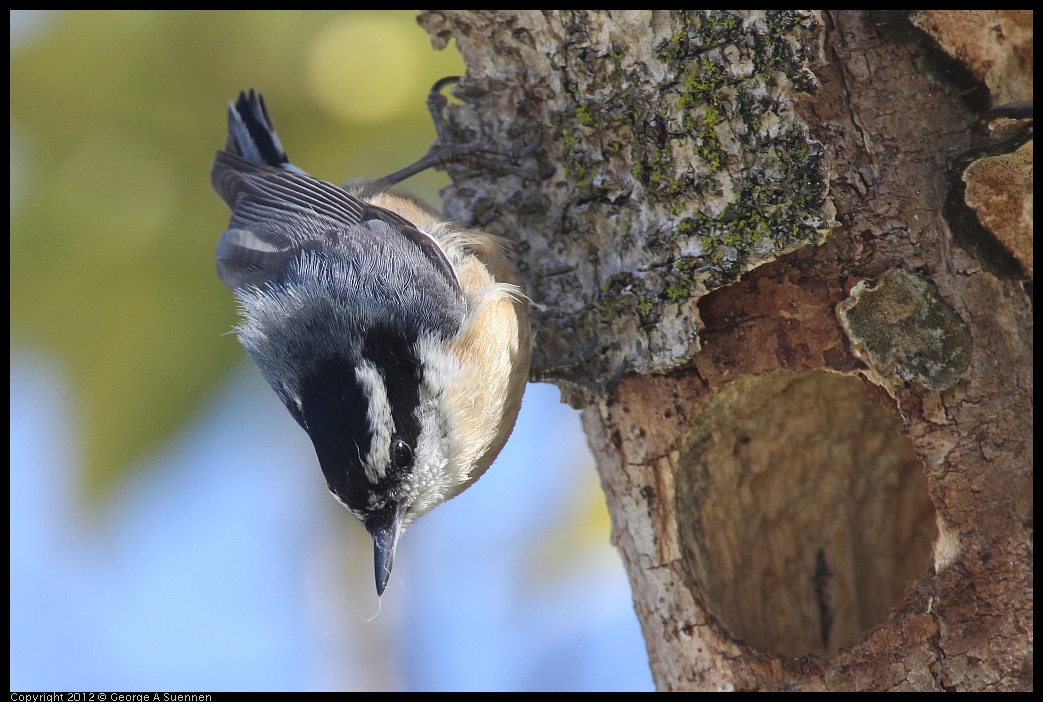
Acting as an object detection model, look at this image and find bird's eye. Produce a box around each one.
[391,436,414,470]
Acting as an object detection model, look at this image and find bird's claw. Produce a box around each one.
[378,76,551,188]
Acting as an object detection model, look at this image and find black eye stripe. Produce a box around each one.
[298,328,425,517]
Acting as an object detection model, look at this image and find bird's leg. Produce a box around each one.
[377,76,550,187]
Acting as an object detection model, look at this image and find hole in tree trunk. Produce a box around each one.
[675,370,937,658]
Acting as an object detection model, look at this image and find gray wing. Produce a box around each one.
[211,151,461,298]
[211,90,460,296]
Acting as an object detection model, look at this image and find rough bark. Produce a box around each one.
[418,10,1032,691]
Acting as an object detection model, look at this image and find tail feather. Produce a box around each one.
[226,89,293,169]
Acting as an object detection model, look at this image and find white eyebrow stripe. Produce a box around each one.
[354,361,392,483]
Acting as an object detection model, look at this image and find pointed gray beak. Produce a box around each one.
[368,508,404,596]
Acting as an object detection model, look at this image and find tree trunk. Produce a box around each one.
[418,10,1032,691]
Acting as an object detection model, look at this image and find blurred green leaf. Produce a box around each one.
[10,10,465,504]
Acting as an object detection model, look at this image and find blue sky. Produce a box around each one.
[10,354,653,691]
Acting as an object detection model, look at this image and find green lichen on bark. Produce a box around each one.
[562,11,830,350]
[837,268,973,391]
[420,10,832,394]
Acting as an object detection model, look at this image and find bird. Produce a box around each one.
[211,87,531,595]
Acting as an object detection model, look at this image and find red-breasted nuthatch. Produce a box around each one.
[211,86,531,595]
